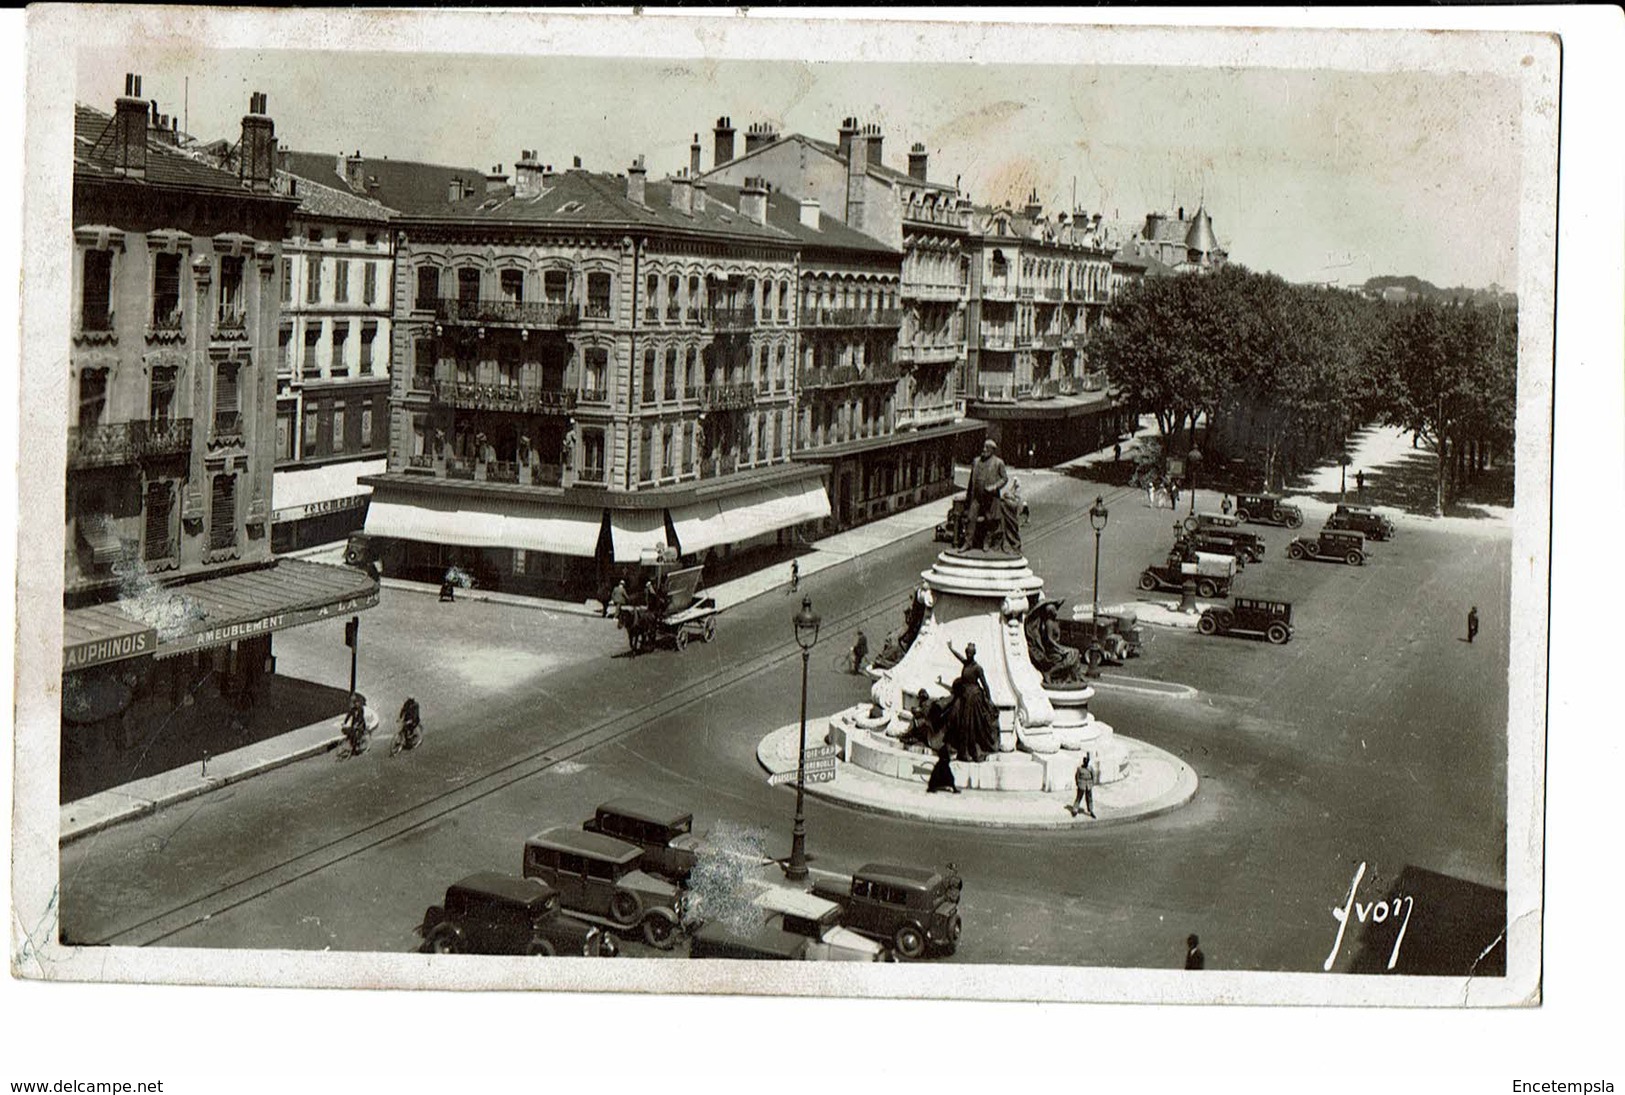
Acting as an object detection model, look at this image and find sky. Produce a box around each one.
[75,38,1526,290]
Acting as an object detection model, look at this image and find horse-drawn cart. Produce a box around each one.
[616,564,717,654]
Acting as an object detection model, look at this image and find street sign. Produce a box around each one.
[805,769,837,784]
[804,745,838,761]
[767,770,798,786]
[766,757,838,786]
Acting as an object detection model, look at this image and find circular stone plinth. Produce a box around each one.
[756,721,1198,829]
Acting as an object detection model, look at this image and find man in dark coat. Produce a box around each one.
[926,745,959,794]
[1186,934,1206,970]
[1467,605,1480,643]
[962,440,1009,551]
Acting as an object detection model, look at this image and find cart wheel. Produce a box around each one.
[1197,614,1218,635]
[701,617,715,642]
[675,628,689,651]
[1266,622,1290,645]
[1138,572,1159,592]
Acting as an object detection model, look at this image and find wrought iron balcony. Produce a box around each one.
[705,306,756,330]
[1043,287,1065,301]
[431,297,579,328]
[1017,288,1036,300]
[146,309,186,344]
[210,411,244,443]
[578,386,610,404]
[698,383,757,411]
[897,341,961,366]
[812,307,904,328]
[1037,333,1062,350]
[68,418,194,468]
[798,361,902,391]
[431,380,577,415]
[213,307,248,340]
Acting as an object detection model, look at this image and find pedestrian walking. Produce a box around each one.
[1356,469,1366,495]
[788,559,800,594]
[1144,481,1156,508]
[926,744,960,794]
[1067,752,1097,818]
[607,579,629,619]
[1185,934,1206,970]
[1113,441,1122,463]
[1221,493,1234,516]
[1170,482,1181,510]
[439,574,456,603]
[1467,605,1479,644]
[850,630,869,674]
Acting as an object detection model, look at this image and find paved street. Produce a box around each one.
[59,463,1509,971]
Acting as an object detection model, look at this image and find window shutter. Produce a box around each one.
[209,474,236,549]
[143,481,174,560]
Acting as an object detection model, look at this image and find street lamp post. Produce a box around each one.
[785,595,821,882]
[1187,447,1202,516]
[1339,452,1351,500]
[1089,495,1109,621]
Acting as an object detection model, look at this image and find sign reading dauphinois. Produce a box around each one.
[63,628,158,670]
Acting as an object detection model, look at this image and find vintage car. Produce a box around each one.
[1055,614,1129,667]
[1139,555,1235,599]
[1325,503,1396,541]
[1184,513,1267,561]
[1096,610,1146,657]
[1198,598,1295,645]
[418,872,620,957]
[582,799,702,882]
[1287,528,1369,566]
[755,887,891,961]
[1233,493,1305,529]
[521,827,686,949]
[1173,531,1249,569]
[811,863,963,959]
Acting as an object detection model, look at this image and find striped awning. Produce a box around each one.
[608,509,670,564]
[669,481,831,556]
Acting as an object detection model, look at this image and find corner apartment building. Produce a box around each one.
[359,154,830,599]
[64,80,377,800]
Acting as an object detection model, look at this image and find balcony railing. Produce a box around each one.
[578,386,610,404]
[431,380,577,415]
[893,401,965,430]
[68,418,194,469]
[1043,287,1065,301]
[897,341,961,366]
[213,307,247,339]
[485,461,520,484]
[1014,334,1034,348]
[431,297,579,328]
[1037,333,1062,350]
[645,306,661,323]
[579,464,606,484]
[812,307,904,328]
[146,310,185,343]
[706,306,756,330]
[902,282,963,302]
[1017,288,1036,300]
[445,460,476,480]
[210,411,243,443]
[798,361,903,390]
[698,383,757,411]
[583,300,612,321]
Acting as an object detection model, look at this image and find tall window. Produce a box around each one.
[454,343,477,386]
[662,425,674,478]
[334,259,350,303]
[415,265,440,307]
[143,480,176,562]
[331,322,349,374]
[664,348,677,401]
[303,322,322,378]
[209,473,236,551]
[498,342,521,389]
[152,252,182,327]
[586,273,612,318]
[362,262,377,305]
[77,369,108,429]
[641,350,655,405]
[413,339,436,390]
[582,428,605,481]
[276,407,295,460]
[213,363,240,435]
[687,276,700,320]
[645,274,659,320]
[149,366,177,423]
[278,325,293,374]
[359,324,376,372]
[303,401,319,451]
[500,269,524,303]
[639,423,653,482]
[682,422,693,473]
[216,255,245,326]
[306,256,322,303]
[457,267,480,303]
[332,401,346,452]
[667,275,681,320]
[81,250,113,331]
[280,258,293,303]
[543,269,568,304]
[361,406,374,448]
[584,348,608,395]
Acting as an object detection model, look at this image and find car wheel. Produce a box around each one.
[609,890,642,926]
[1197,579,1218,599]
[1347,550,1364,566]
[642,910,679,950]
[1235,509,1251,523]
[1197,613,1218,635]
[426,923,461,955]
[1285,513,1304,529]
[1287,543,1304,560]
[947,912,963,945]
[894,924,927,960]
[525,936,557,957]
[1138,572,1159,591]
[1183,515,1199,532]
[1267,622,1290,645]
[1084,646,1104,668]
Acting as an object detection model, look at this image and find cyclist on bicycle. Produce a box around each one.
[395,697,424,754]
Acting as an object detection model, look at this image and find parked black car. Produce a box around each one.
[1325,504,1395,541]
[1198,598,1295,644]
[812,863,963,959]
[419,872,619,957]
[1183,512,1267,561]
[1139,562,1233,600]
[1234,493,1304,529]
[1287,529,1368,566]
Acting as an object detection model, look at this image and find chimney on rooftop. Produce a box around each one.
[799,196,821,231]
[845,126,868,232]
[573,155,582,169]
[344,150,366,191]
[112,73,148,179]
[908,142,928,183]
[713,116,736,168]
[514,150,545,200]
[669,171,694,217]
[837,116,859,162]
[864,123,883,168]
[689,133,702,177]
[693,177,708,214]
[626,155,647,205]
[486,164,508,195]
[739,177,768,227]
[744,121,780,156]
[1024,188,1043,221]
[239,91,276,193]
[276,143,290,176]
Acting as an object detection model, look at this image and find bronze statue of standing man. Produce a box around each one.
[961,440,1010,551]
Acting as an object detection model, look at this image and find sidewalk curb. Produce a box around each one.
[1089,675,1197,699]
[61,734,344,846]
[792,771,1199,830]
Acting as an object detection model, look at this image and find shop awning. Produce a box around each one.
[272,458,386,523]
[147,558,380,658]
[609,509,671,563]
[669,481,831,556]
[62,603,158,671]
[364,493,604,558]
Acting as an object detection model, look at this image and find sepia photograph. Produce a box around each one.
[10,5,1617,1083]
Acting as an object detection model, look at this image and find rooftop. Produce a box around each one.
[73,104,289,201]
[282,150,484,216]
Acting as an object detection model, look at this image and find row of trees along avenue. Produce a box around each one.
[1088,264,1517,514]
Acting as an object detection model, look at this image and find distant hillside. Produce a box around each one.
[1363,275,1516,306]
